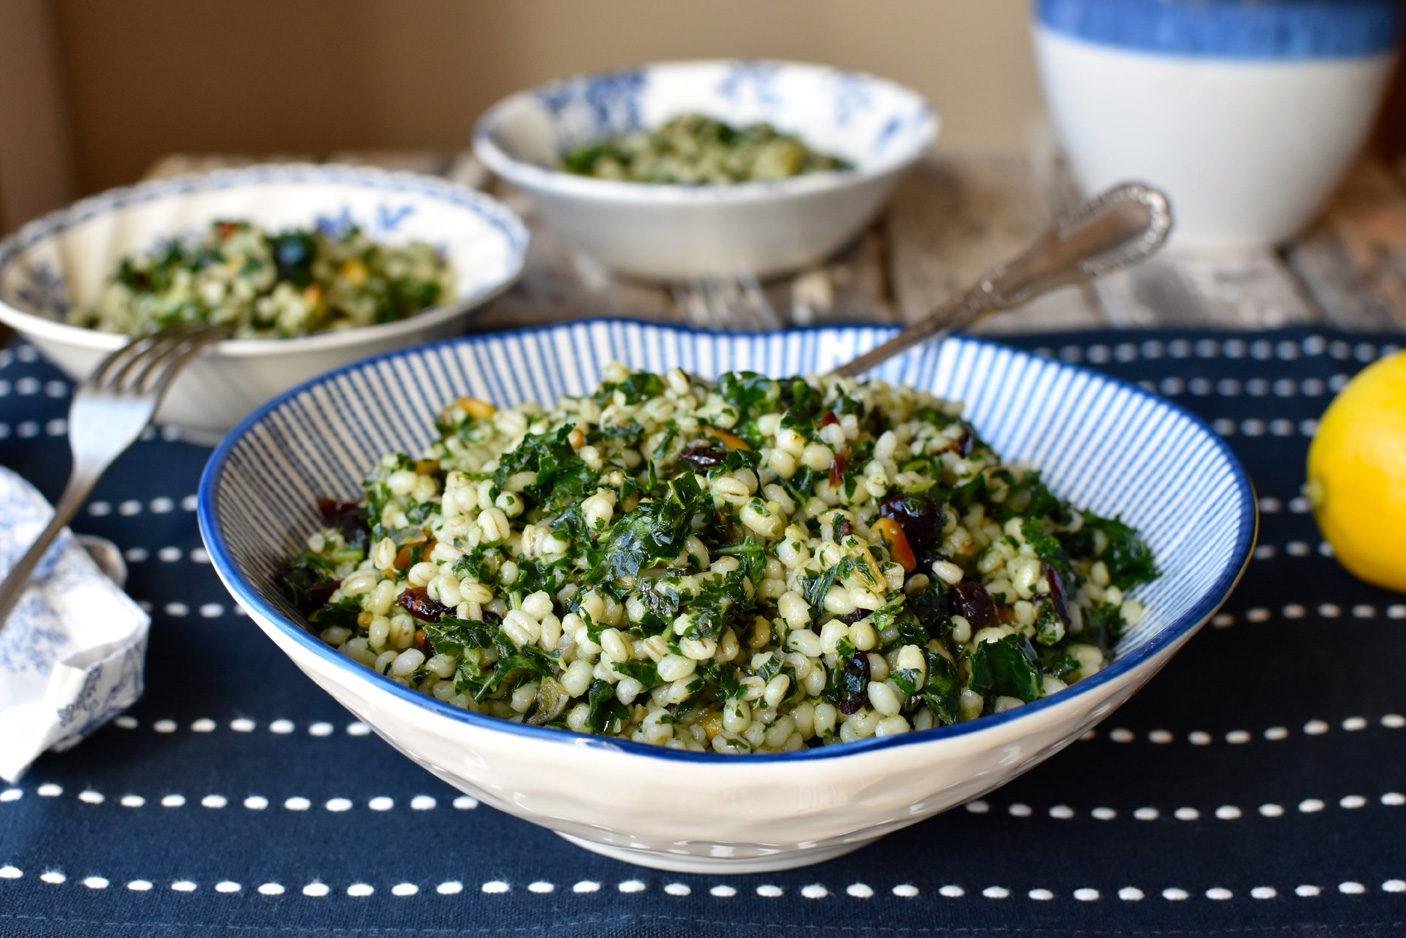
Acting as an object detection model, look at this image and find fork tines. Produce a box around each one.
[94,323,229,395]
[673,273,784,332]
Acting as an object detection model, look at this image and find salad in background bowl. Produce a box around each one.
[473,60,936,281]
[0,164,528,444]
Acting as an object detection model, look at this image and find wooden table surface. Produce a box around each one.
[144,149,1406,336]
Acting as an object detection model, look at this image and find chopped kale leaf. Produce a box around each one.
[715,536,767,585]
[1020,517,1074,585]
[1066,512,1159,590]
[967,633,1043,703]
[919,650,962,725]
[1076,602,1125,654]
[586,679,630,734]
[594,371,665,407]
[423,615,499,657]
[592,473,707,583]
[716,372,776,421]
[309,596,362,631]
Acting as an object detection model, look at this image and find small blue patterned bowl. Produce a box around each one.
[200,320,1254,873]
[472,60,937,280]
[0,164,529,442]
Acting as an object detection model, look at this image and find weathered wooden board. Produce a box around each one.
[1091,250,1323,329]
[326,150,457,178]
[1034,144,1324,330]
[885,151,1107,334]
[143,154,318,179]
[1284,158,1406,330]
[138,148,1405,336]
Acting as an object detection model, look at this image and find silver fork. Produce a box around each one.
[672,272,785,331]
[0,323,228,632]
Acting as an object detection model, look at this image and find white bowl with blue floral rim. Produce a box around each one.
[0,164,529,444]
[472,60,937,281]
[198,319,1255,873]
[1033,0,1400,250]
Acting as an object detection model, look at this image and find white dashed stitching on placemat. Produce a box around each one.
[1088,713,1404,746]
[10,877,1383,905]
[109,717,378,736]
[1043,336,1371,365]
[1198,601,1406,625]
[5,789,484,813]
[956,791,1401,822]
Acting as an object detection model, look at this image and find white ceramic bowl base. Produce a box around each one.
[474,61,936,280]
[517,171,907,283]
[1035,28,1394,251]
[245,597,1174,873]
[0,165,528,443]
[201,321,1255,873]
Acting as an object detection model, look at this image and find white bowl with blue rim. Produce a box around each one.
[0,164,529,444]
[198,319,1255,874]
[472,60,937,281]
[1033,0,1400,251]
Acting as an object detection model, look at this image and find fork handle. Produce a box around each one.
[0,464,104,634]
[832,182,1172,378]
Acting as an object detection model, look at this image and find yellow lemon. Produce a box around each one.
[1306,350,1406,592]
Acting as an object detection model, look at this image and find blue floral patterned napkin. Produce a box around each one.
[0,466,149,782]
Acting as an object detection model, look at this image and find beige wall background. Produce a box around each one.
[0,0,77,230]
[40,0,1043,198]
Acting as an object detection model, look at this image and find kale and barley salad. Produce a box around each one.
[280,366,1157,754]
[562,113,851,185]
[72,220,452,339]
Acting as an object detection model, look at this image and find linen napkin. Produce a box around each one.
[0,465,150,782]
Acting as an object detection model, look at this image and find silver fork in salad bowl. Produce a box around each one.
[668,183,1170,370]
[0,322,229,633]
[833,182,1172,377]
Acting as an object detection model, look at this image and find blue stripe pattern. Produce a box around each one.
[201,320,1255,761]
[1035,0,1401,59]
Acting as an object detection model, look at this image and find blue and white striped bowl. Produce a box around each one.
[473,60,936,280]
[199,320,1254,873]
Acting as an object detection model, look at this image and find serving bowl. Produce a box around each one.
[199,320,1254,873]
[0,164,529,444]
[1032,0,1399,250]
[472,60,936,281]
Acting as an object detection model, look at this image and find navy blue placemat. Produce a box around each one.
[1,329,1403,938]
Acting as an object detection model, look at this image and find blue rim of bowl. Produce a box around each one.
[199,318,1257,764]
[471,60,939,205]
[0,163,531,357]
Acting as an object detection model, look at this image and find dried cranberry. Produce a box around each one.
[958,421,976,457]
[835,517,853,539]
[878,492,944,550]
[915,549,953,573]
[680,446,727,470]
[1040,565,1070,625]
[832,652,872,715]
[317,498,370,550]
[278,565,338,615]
[317,499,355,520]
[950,581,997,628]
[830,449,848,488]
[397,586,450,623]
